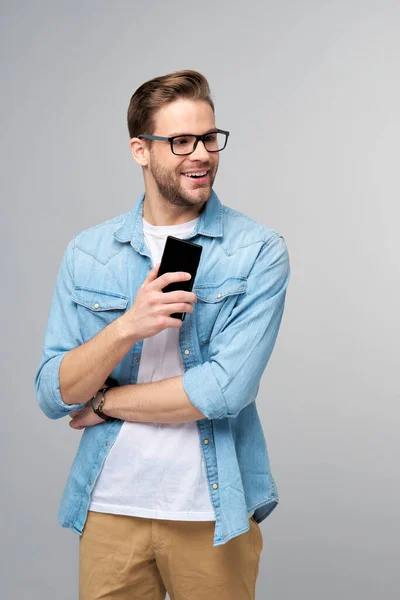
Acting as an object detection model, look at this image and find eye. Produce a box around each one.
[174,136,191,146]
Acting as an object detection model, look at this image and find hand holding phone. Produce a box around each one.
[119,236,202,341]
[157,236,203,320]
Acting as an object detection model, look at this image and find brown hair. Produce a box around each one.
[127,69,215,140]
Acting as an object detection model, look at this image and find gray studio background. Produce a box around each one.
[1,1,398,598]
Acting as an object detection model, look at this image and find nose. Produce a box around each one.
[190,140,211,161]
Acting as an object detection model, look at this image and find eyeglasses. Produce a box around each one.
[137,128,230,156]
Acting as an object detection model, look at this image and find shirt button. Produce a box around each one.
[89,480,93,486]
[105,441,109,446]
[184,349,190,355]
[93,303,100,309]
[148,264,152,270]
[135,356,140,362]
[212,483,218,489]
[203,439,209,444]
[217,293,222,299]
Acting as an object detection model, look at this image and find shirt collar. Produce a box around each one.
[114,188,223,254]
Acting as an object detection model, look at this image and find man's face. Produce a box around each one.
[145,99,220,208]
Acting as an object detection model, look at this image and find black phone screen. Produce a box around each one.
[157,235,203,320]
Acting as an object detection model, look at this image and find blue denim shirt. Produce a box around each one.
[34,189,290,547]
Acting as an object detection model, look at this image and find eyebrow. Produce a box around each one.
[167,128,218,137]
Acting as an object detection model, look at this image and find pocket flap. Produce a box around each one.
[194,276,247,303]
[71,286,129,311]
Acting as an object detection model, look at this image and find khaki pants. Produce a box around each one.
[79,510,263,600]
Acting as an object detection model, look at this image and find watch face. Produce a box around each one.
[92,393,101,411]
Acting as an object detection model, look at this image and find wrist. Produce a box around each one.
[91,388,114,422]
[114,314,139,345]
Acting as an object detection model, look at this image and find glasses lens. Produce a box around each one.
[204,131,227,152]
[172,135,197,155]
[172,132,228,154]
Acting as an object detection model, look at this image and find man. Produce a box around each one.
[35,69,290,600]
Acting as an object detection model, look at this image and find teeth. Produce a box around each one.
[183,171,207,177]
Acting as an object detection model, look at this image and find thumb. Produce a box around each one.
[145,262,161,283]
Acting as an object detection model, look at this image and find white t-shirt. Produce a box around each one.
[88,215,215,521]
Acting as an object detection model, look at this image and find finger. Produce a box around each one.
[145,263,161,284]
[163,316,185,328]
[161,290,197,305]
[151,270,191,292]
[161,302,194,315]
[69,410,82,418]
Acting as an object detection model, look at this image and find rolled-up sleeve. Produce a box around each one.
[34,238,87,419]
[182,234,290,420]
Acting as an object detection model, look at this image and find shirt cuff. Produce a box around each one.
[182,361,227,420]
[45,351,87,418]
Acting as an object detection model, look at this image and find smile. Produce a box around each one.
[181,170,210,182]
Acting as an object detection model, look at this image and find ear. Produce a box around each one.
[129,137,149,167]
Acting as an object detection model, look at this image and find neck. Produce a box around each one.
[142,192,204,226]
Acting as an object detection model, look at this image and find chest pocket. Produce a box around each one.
[71,286,130,340]
[193,276,247,346]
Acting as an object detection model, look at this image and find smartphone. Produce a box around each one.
[157,235,203,321]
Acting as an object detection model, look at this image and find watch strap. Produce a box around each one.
[91,387,114,421]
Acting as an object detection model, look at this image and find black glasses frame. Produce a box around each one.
[137,128,230,156]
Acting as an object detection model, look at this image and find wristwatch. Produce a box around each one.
[91,387,114,422]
